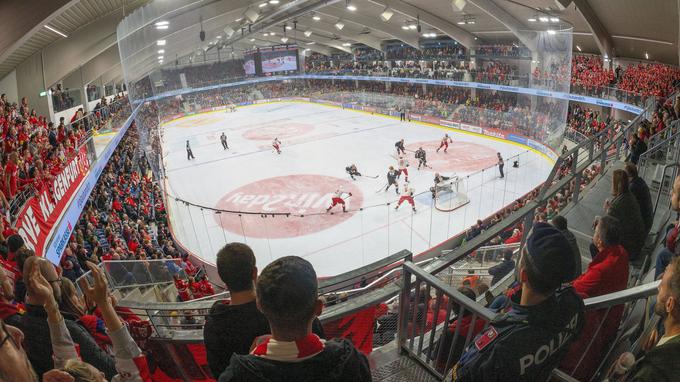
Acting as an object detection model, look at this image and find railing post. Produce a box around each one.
[397,262,413,353]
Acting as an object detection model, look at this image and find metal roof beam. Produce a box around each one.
[314,8,420,49]
[467,0,536,51]
[366,0,477,48]
[294,21,384,51]
[570,0,614,58]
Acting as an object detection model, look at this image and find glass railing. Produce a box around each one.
[51,88,82,113]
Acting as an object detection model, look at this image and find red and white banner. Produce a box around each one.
[15,147,91,257]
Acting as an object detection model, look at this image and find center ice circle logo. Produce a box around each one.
[242,121,314,141]
[214,175,363,238]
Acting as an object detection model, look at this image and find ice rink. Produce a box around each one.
[161,101,554,276]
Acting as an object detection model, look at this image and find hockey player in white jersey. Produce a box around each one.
[397,156,410,182]
[326,187,352,213]
[395,182,416,212]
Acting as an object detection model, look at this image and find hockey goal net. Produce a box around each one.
[434,176,470,212]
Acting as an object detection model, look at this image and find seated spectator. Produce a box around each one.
[627,134,647,165]
[434,287,485,372]
[624,256,680,380]
[655,174,680,279]
[605,169,646,262]
[551,215,581,280]
[488,250,515,285]
[625,162,654,234]
[219,256,371,382]
[561,216,629,380]
[453,223,585,381]
[19,256,116,378]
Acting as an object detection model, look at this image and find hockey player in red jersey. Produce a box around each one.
[326,187,352,212]
[395,182,416,212]
[436,134,453,153]
[272,138,282,154]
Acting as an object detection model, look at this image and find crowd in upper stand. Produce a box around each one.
[1,42,680,381]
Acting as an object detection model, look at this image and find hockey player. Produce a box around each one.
[397,156,410,182]
[395,139,406,156]
[386,166,400,194]
[272,138,282,154]
[326,187,352,212]
[346,164,362,180]
[415,147,428,170]
[430,172,451,198]
[436,134,453,153]
[220,132,229,150]
[186,140,195,160]
[395,182,416,212]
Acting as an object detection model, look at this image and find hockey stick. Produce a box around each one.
[375,182,389,193]
[362,174,379,179]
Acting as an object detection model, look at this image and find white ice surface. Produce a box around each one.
[162,102,553,277]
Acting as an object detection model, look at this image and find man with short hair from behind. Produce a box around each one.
[219,256,371,382]
[625,256,680,380]
[204,243,269,378]
[453,223,585,382]
[551,215,582,280]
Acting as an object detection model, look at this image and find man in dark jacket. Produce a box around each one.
[219,256,371,382]
[627,134,647,165]
[551,215,582,280]
[488,250,514,285]
[626,256,680,381]
[625,162,654,234]
[19,256,116,379]
[453,223,585,382]
[204,243,324,378]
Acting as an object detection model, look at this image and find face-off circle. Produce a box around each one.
[406,140,498,173]
[242,121,314,141]
[214,175,363,238]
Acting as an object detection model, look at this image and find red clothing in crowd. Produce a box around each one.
[560,244,629,380]
[5,161,18,197]
[174,278,191,301]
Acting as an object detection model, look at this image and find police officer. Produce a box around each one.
[453,223,585,382]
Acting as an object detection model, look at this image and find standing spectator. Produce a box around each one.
[560,216,629,380]
[625,256,680,380]
[551,215,582,280]
[604,170,646,262]
[219,256,371,382]
[453,223,584,382]
[654,174,680,280]
[625,162,654,234]
[204,243,269,378]
[497,152,504,178]
[488,250,514,285]
[627,134,647,165]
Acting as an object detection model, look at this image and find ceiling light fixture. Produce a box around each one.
[346,0,357,11]
[528,16,537,22]
[44,25,68,38]
[539,16,549,22]
[259,2,268,7]
[250,38,255,42]
[380,7,394,21]
[645,52,649,59]
[342,42,351,46]
[550,17,559,22]
[304,30,313,37]
[547,29,556,35]
[155,21,169,26]
[155,25,168,30]
[312,13,321,21]
[157,40,166,46]
[457,20,465,25]
[576,45,581,52]
[158,56,164,60]
[269,32,276,36]
[281,37,289,43]
[269,0,280,4]
[306,41,316,45]
[158,49,165,54]
[263,32,269,36]
[335,21,345,30]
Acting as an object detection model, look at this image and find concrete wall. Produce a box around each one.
[15,51,50,118]
[0,69,18,102]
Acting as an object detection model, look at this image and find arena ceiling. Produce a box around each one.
[0,0,678,84]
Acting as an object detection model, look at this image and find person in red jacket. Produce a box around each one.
[4,152,18,198]
[560,215,629,380]
[173,274,192,301]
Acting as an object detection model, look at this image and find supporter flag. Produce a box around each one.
[323,306,377,355]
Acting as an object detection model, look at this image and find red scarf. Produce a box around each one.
[252,334,325,362]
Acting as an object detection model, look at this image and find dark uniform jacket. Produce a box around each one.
[453,287,585,382]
